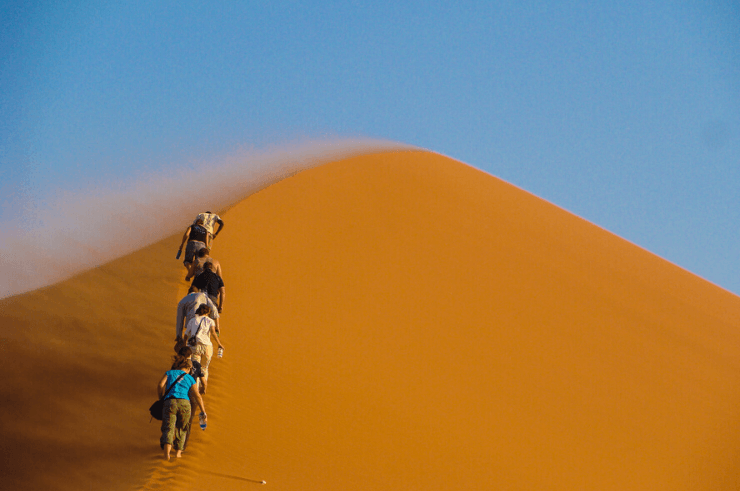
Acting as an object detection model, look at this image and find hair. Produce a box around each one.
[174,337,186,353]
[203,261,214,270]
[195,303,211,316]
[172,339,194,369]
[171,354,193,371]
[197,248,210,258]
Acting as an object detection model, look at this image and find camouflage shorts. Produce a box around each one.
[160,398,192,450]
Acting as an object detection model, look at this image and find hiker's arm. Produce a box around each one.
[214,219,224,237]
[189,385,207,416]
[157,374,167,399]
[178,226,191,251]
[199,377,207,394]
[218,287,225,312]
[210,323,224,350]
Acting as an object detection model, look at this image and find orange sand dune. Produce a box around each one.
[2,150,740,490]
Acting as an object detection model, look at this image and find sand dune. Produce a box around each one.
[2,150,739,490]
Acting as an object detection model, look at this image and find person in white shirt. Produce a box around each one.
[195,211,224,247]
[175,290,220,341]
[183,304,224,381]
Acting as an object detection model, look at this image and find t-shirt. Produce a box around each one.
[190,359,204,379]
[188,224,209,244]
[191,270,224,299]
[163,370,196,400]
[175,292,219,338]
[195,213,222,235]
[185,315,215,347]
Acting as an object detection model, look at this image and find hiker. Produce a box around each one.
[173,340,207,394]
[175,289,220,341]
[157,355,206,460]
[177,218,209,270]
[185,247,222,281]
[171,342,207,453]
[191,261,225,313]
[195,211,224,247]
[183,304,224,381]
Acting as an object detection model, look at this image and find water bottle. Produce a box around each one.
[217,347,224,358]
[199,412,207,430]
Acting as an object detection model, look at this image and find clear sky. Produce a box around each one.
[2,1,739,293]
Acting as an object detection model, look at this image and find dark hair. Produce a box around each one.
[195,304,211,316]
[174,338,186,353]
[172,354,193,371]
[174,338,193,354]
[197,248,210,258]
[204,261,214,270]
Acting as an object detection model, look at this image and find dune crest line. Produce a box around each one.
[0,138,418,299]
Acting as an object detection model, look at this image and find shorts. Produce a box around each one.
[184,240,206,265]
[192,343,214,380]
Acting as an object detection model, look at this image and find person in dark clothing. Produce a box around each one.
[177,218,210,270]
[173,340,207,394]
[191,261,225,313]
[157,357,206,460]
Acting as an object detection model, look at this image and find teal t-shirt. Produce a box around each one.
[164,370,196,400]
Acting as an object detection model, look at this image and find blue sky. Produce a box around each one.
[2,1,739,293]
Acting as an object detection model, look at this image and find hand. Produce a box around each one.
[218,307,223,313]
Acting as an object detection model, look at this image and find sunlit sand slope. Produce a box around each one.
[186,151,740,490]
[2,150,739,490]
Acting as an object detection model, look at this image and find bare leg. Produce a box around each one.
[176,449,183,458]
[164,443,172,460]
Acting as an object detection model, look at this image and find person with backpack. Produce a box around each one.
[156,354,206,460]
[190,261,225,313]
[177,217,210,270]
[195,211,224,247]
[175,289,220,341]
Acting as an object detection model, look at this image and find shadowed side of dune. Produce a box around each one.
[0,238,185,490]
[183,151,740,491]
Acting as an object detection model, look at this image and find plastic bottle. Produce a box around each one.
[217,347,224,358]
[199,412,207,430]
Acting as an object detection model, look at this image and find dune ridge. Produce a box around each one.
[0,138,417,300]
[2,150,740,490]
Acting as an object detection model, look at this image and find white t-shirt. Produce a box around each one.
[175,292,219,338]
[185,315,215,347]
[195,213,222,235]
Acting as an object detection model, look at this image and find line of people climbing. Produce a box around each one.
[155,211,227,460]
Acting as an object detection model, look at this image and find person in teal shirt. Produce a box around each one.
[156,356,207,460]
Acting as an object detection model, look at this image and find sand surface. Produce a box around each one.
[2,150,739,490]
